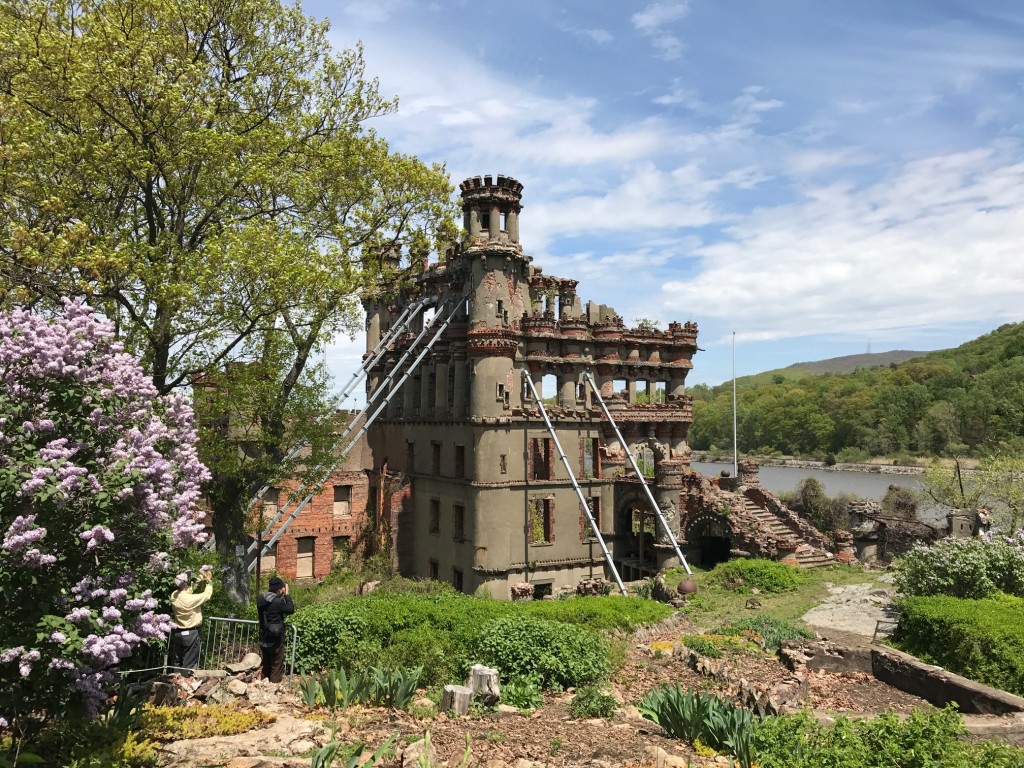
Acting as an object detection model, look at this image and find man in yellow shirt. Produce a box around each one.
[169,567,213,674]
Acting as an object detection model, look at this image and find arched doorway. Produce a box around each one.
[686,515,732,567]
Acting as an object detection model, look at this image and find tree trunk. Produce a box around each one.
[440,685,473,716]
[465,664,500,706]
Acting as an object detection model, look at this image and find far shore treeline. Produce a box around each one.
[689,322,1024,461]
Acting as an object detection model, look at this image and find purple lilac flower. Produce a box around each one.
[0,647,25,664]
[49,631,67,644]
[79,525,115,550]
[3,515,47,553]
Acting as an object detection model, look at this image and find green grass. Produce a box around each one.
[665,563,880,630]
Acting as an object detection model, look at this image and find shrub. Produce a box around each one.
[752,706,1024,768]
[521,595,672,630]
[892,595,1024,695]
[639,685,755,768]
[472,616,609,689]
[716,615,814,651]
[0,301,209,727]
[894,536,1024,599]
[291,609,375,672]
[708,559,804,594]
[680,635,723,658]
[568,685,618,719]
[501,676,544,710]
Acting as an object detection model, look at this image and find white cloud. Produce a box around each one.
[632,2,690,61]
[631,2,691,33]
[659,144,1024,341]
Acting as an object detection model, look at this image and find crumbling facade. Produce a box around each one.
[252,437,371,582]
[360,175,840,598]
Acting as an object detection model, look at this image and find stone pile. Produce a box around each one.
[146,652,291,710]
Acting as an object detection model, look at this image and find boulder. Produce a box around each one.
[225,652,263,674]
[227,678,249,696]
[401,737,437,768]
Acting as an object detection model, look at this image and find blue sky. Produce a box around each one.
[312,0,1024,395]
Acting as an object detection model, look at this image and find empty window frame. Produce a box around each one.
[332,485,352,518]
[530,497,554,544]
[453,504,465,541]
[429,498,440,534]
[455,445,466,478]
[580,497,601,541]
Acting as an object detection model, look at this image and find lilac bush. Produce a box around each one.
[895,531,1024,599]
[0,299,210,727]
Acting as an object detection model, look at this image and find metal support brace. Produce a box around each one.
[243,294,457,560]
[247,292,469,570]
[520,370,628,596]
[582,372,692,576]
[336,295,435,405]
[234,295,434,550]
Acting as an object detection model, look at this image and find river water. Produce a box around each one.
[691,461,924,501]
[691,462,947,528]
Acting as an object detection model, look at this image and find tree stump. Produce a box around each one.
[465,664,501,706]
[440,684,473,715]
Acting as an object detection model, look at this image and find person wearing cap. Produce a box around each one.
[169,566,213,674]
[256,576,294,682]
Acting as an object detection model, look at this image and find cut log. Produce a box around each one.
[465,664,501,706]
[440,684,473,716]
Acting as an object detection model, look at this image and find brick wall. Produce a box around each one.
[258,466,371,582]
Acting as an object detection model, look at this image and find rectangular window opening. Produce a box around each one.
[453,504,465,541]
[332,485,352,518]
[429,498,440,535]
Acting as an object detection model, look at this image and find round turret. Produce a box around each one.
[459,175,523,243]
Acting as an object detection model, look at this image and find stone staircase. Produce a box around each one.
[733,495,835,569]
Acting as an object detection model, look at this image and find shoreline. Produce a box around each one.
[691,455,926,477]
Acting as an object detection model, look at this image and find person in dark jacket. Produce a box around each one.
[256,576,294,682]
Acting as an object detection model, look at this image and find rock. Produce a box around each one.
[225,652,263,674]
[246,684,278,707]
[193,677,222,700]
[401,737,437,768]
[584,718,605,726]
[289,739,318,756]
[194,669,228,679]
[360,580,381,595]
[227,678,249,696]
[208,684,237,706]
[621,705,645,722]
[496,704,519,714]
[643,746,690,768]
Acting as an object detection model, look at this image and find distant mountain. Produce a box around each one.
[786,350,929,375]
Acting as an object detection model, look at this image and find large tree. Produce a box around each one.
[0,0,456,553]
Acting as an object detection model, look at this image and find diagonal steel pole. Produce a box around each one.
[582,372,692,575]
[520,370,628,596]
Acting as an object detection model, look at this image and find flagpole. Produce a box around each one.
[732,331,738,479]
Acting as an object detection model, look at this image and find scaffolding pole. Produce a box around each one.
[247,292,469,570]
[582,372,692,576]
[520,370,628,596]
[242,294,459,561]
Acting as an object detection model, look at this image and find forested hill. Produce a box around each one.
[787,350,926,374]
[688,322,1024,460]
